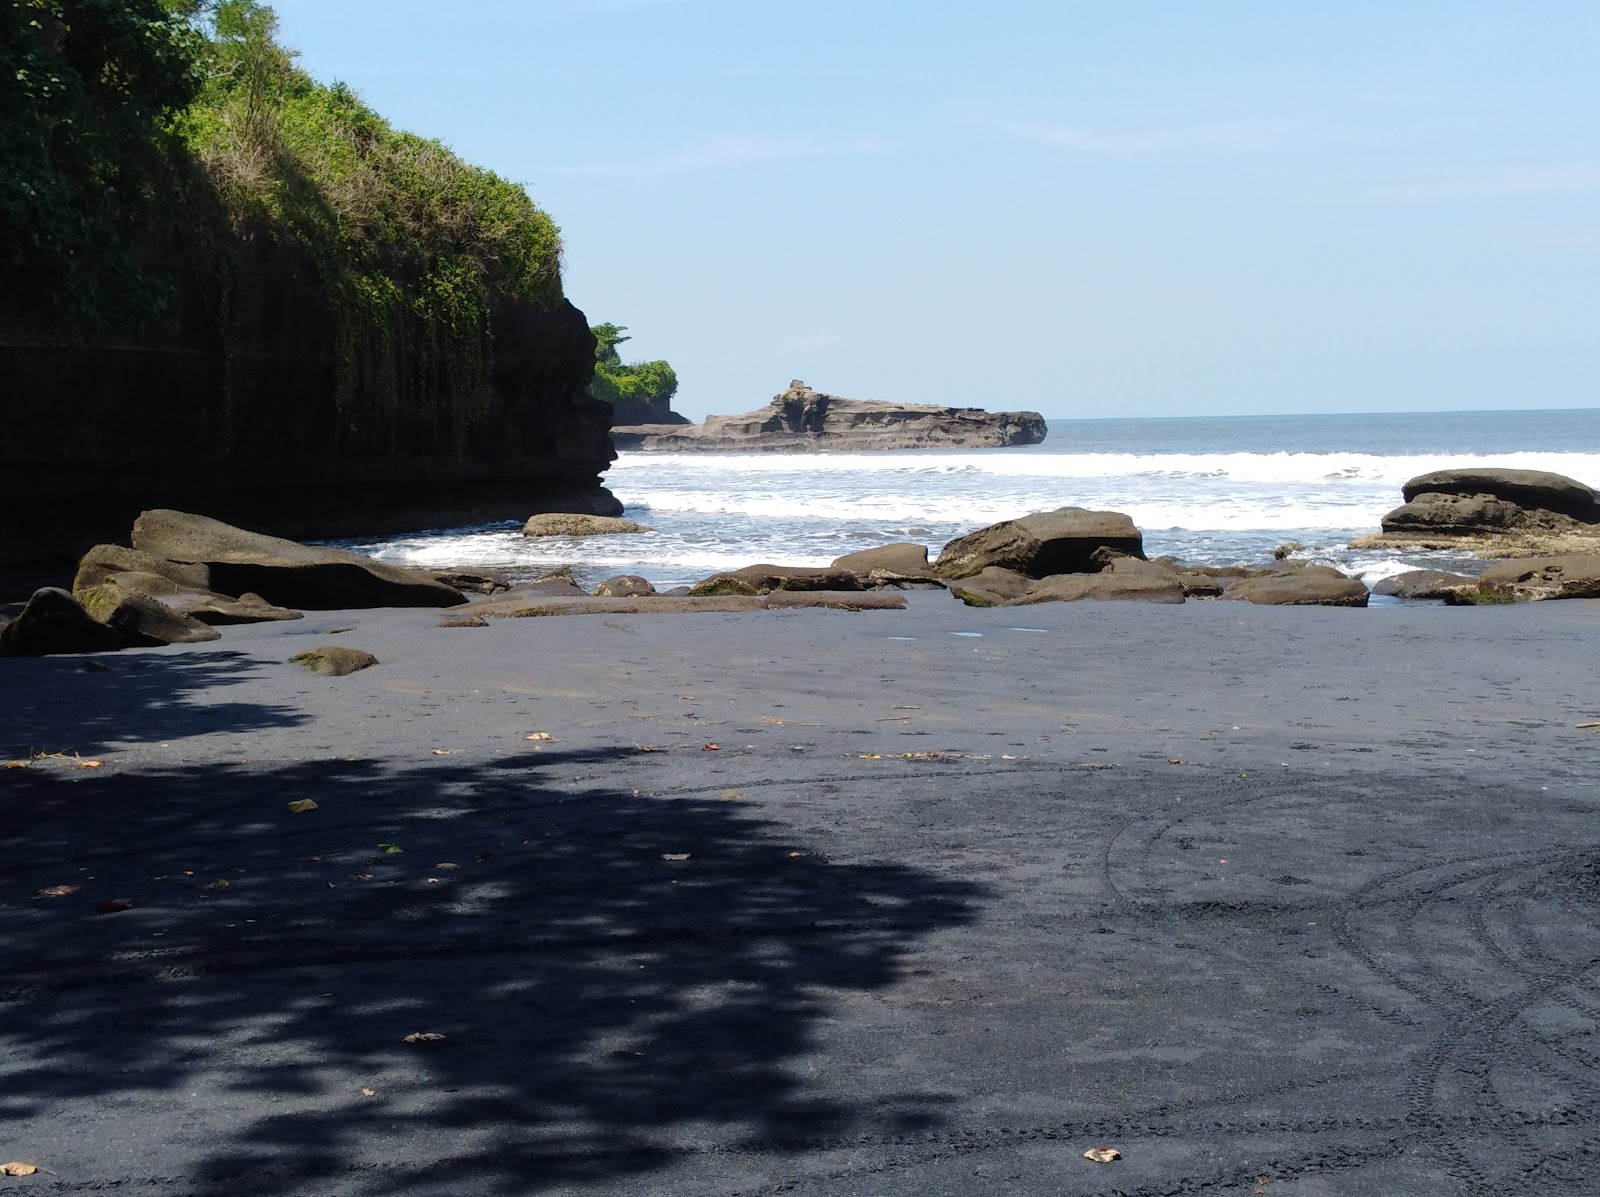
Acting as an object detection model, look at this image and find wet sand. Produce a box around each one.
[3,594,1600,1194]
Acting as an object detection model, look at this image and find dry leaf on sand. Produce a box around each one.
[1083,1146,1121,1163]
[403,1032,446,1044]
[287,799,318,813]
[360,1088,376,1097]
[1,1162,39,1176]
[33,885,79,898]
[701,743,720,751]
[526,732,555,741]
[78,759,104,769]
[2,759,30,769]
[430,749,457,756]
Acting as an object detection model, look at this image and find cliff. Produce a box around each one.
[0,2,615,566]
[605,391,692,426]
[0,232,614,559]
[613,381,1048,452]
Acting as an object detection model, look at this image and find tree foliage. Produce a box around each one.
[589,322,678,413]
[2,0,567,418]
[0,0,203,325]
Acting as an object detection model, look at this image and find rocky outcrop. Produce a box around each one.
[0,588,124,656]
[131,510,466,609]
[1473,554,1600,601]
[764,591,908,611]
[1220,568,1369,607]
[689,565,867,597]
[75,585,222,649]
[613,381,1046,452]
[935,508,1145,579]
[593,575,657,597]
[830,543,942,584]
[947,567,1034,607]
[1009,558,1186,605]
[0,232,615,569]
[1371,570,1480,601]
[1401,469,1600,521]
[1353,468,1600,555]
[74,565,301,627]
[522,514,649,537]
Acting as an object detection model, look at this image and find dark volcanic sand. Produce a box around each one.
[3,594,1600,1195]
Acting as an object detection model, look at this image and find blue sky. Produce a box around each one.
[268,0,1599,420]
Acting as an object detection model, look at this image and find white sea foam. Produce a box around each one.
[610,448,1600,488]
[346,423,1600,592]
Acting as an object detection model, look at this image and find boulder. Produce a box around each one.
[1380,492,1528,534]
[0,588,123,656]
[948,566,1034,608]
[77,568,301,626]
[764,591,908,611]
[1171,571,1226,598]
[689,565,865,597]
[594,575,656,597]
[73,543,210,594]
[432,570,510,595]
[1475,553,1600,601]
[1371,569,1480,601]
[830,543,941,584]
[1220,569,1369,607]
[287,646,379,676]
[508,568,588,599]
[936,507,1145,580]
[1008,558,1186,605]
[102,593,221,647]
[163,588,303,625]
[131,510,466,609]
[1401,469,1600,522]
[522,514,649,537]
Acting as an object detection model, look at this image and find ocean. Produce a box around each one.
[346,408,1600,593]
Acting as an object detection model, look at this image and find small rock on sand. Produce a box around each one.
[288,646,379,675]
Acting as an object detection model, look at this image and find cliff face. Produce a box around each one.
[0,230,616,560]
[613,381,1048,452]
[605,392,691,426]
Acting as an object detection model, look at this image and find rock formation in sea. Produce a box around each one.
[1351,467,1600,556]
[611,380,1047,451]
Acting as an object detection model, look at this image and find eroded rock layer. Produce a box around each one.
[613,381,1046,452]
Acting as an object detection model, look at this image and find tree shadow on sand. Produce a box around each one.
[0,648,308,758]
[0,747,989,1194]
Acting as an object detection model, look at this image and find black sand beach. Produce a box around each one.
[4,594,1600,1194]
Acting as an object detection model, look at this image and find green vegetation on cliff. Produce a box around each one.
[2,0,202,325]
[2,0,567,412]
[589,322,679,420]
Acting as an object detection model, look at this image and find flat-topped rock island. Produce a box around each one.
[612,379,1048,451]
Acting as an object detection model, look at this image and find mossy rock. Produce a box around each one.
[288,646,379,676]
[522,514,649,537]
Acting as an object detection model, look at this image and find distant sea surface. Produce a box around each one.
[347,408,1600,592]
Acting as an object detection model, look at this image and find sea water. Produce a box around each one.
[346,408,1600,592]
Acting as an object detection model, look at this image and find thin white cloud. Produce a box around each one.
[559,133,893,177]
[992,118,1267,156]
[777,329,842,356]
